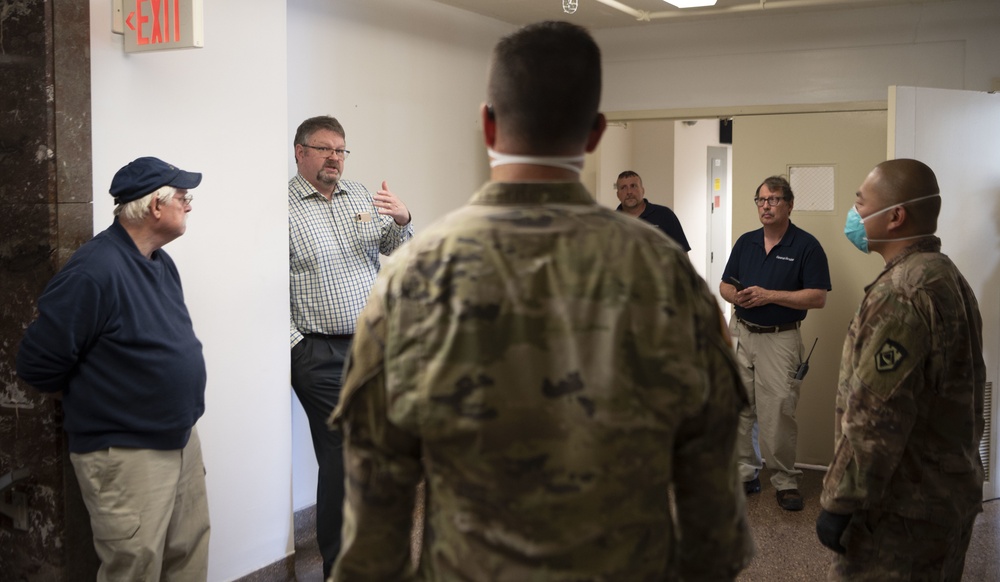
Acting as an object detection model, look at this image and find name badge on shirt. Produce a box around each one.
[356,212,372,222]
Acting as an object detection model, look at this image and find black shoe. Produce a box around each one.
[743,478,761,495]
[776,488,804,511]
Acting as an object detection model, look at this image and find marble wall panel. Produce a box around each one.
[0,1,97,579]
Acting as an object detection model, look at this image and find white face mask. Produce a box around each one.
[487,148,584,174]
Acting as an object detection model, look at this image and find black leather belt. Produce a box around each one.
[738,318,800,334]
[304,333,353,340]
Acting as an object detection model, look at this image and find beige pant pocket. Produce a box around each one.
[90,512,141,542]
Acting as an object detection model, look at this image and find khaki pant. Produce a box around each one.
[70,427,211,582]
[731,318,804,491]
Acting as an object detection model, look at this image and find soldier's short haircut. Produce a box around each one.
[487,21,602,154]
[876,158,941,232]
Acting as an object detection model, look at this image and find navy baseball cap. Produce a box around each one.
[109,157,202,204]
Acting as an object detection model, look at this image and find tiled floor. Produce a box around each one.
[739,468,999,580]
[290,469,999,581]
[292,507,323,581]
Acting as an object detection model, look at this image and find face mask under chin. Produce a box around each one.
[487,148,584,174]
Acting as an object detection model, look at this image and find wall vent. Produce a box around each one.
[982,380,993,485]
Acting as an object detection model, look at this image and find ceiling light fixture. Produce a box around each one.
[663,0,718,8]
[563,0,579,14]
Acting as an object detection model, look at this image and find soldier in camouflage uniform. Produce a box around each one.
[330,20,754,582]
[818,159,986,580]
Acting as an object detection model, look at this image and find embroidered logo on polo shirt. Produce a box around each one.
[775,255,795,262]
[874,339,907,372]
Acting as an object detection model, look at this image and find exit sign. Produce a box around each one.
[117,0,204,53]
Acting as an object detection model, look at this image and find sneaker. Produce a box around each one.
[776,488,804,511]
[743,478,761,495]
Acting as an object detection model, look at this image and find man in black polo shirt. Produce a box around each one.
[721,175,831,511]
[615,170,690,251]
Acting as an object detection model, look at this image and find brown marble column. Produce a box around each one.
[0,1,98,579]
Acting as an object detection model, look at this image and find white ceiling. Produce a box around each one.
[423,0,947,29]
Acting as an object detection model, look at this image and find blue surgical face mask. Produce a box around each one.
[844,205,870,253]
[843,193,941,253]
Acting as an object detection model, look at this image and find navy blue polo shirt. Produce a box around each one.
[722,221,831,326]
[616,199,691,251]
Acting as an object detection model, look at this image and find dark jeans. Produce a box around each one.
[291,334,351,578]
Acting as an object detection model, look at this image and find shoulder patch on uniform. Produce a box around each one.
[874,339,908,372]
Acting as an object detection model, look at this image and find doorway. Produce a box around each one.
[590,103,888,467]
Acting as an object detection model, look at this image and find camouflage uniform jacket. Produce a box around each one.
[821,237,985,525]
[330,182,754,581]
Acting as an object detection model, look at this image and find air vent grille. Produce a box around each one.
[981,381,993,484]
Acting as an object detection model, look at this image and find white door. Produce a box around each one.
[707,146,729,312]
[890,86,1000,501]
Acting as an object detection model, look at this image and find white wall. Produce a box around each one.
[595,0,1000,111]
[632,120,675,210]
[594,124,632,208]
[673,120,725,280]
[89,2,292,580]
[286,0,509,225]
[592,120,674,209]
[286,0,512,511]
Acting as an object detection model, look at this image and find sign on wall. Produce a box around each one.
[113,0,204,53]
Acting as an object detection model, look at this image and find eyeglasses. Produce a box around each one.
[302,144,351,159]
[175,192,194,205]
[754,196,785,207]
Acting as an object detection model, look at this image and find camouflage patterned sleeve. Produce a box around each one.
[821,292,927,514]
[330,291,423,582]
[671,303,755,580]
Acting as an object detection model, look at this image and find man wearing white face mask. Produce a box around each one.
[329,21,753,581]
[817,159,985,580]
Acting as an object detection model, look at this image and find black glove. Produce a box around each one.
[816,510,852,554]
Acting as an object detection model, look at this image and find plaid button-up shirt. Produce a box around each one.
[289,173,413,346]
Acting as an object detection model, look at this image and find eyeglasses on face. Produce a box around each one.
[302,144,351,159]
[754,196,785,207]
[175,192,194,205]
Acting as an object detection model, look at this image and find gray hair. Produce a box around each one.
[114,185,177,222]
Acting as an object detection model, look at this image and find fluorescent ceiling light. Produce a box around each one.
[663,0,718,8]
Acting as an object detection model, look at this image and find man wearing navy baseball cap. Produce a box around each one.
[17,156,211,581]
[110,156,203,204]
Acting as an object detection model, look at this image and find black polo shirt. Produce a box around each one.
[722,221,831,326]
[616,199,691,251]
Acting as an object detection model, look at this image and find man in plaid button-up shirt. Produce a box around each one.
[288,115,413,577]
